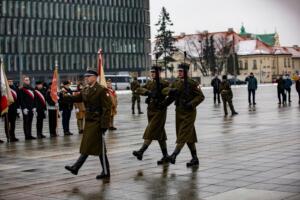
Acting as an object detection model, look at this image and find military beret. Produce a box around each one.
[35,81,43,85]
[84,68,98,77]
[178,63,190,71]
[150,65,161,72]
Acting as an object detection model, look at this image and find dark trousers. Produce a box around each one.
[23,111,33,139]
[48,110,57,136]
[222,97,236,115]
[285,88,291,102]
[213,90,221,103]
[36,111,45,136]
[132,94,141,112]
[277,89,286,104]
[248,89,256,104]
[62,109,72,133]
[8,112,17,139]
[298,91,300,103]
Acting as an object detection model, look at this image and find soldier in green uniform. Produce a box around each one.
[219,75,238,116]
[132,66,172,165]
[64,69,112,179]
[163,63,205,167]
[131,77,143,114]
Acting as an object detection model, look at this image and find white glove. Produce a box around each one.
[23,108,29,115]
[32,108,37,116]
[44,111,47,116]
[17,109,21,114]
[75,108,79,113]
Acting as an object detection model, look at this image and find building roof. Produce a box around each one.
[283,46,300,58]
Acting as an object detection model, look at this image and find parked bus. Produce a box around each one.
[104,75,131,90]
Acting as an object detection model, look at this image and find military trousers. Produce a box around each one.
[23,111,34,139]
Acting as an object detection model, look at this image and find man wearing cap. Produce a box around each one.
[64,68,112,179]
[132,66,172,165]
[162,63,205,167]
[220,75,238,116]
[46,82,58,137]
[130,77,143,114]
[59,80,74,136]
[19,76,36,140]
[34,81,47,138]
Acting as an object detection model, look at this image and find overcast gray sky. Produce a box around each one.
[150,0,300,46]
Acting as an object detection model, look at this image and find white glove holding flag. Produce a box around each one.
[23,108,29,115]
[75,108,80,113]
[17,109,21,114]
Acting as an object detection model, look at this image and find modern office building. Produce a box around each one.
[0,0,151,82]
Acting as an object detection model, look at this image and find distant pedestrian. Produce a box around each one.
[220,75,238,116]
[276,75,286,105]
[59,81,74,136]
[284,74,293,103]
[245,72,258,105]
[34,81,47,138]
[107,79,118,130]
[211,75,221,104]
[46,82,59,137]
[131,77,143,114]
[295,74,300,104]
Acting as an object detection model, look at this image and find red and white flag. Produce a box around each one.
[50,67,59,103]
[97,49,107,88]
[0,61,14,116]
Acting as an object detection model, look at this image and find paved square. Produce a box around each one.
[0,85,299,200]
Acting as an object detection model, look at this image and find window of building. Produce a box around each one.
[253,60,257,70]
[244,60,248,70]
[239,60,243,70]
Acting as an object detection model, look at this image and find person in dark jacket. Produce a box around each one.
[284,74,293,103]
[59,81,74,135]
[35,81,47,138]
[295,75,300,104]
[211,75,221,104]
[219,75,238,116]
[245,72,258,105]
[276,75,286,105]
[19,76,36,140]
[46,82,58,137]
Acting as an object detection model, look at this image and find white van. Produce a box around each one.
[105,75,131,90]
[137,76,150,86]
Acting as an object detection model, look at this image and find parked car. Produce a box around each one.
[105,75,131,90]
[228,78,246,85]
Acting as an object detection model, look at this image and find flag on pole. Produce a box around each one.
[0,61,14,116]
[50,67,59,103]
[97,49,107,88]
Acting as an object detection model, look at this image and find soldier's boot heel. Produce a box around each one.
[65,154,88,175]
[132,144,148,160]
[168,154,177,164]
[96,172,110,179]
[157,155,169,165]
[186,158,199,167]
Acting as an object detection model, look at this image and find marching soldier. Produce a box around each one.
[35,81,47,138]
[219,75,238,116]
[64,68,112,179]
[59,81,74,136]
[46,82,58,137]
[19,76,36,140]
[6,79,19,142]
[132,66,171,165]
[211,75,221,104]
[131,77,143,114]
[163,63,205,167]
[107,79,118,130]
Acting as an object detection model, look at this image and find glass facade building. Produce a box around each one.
[0,0,151,81]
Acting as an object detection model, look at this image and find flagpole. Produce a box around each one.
[55,60,59,136]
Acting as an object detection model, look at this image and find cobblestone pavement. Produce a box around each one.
[0,85,300,200]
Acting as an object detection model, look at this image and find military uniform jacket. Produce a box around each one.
[35,88,47,118]
[219,80,233,100]
[163,78,205,143]
[20,85,35,110]
[131,80,140,95]
[64,83,112,156]
[136,78,169,141]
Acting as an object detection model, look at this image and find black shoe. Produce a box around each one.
[138,111,144,114]
[157,156,169,165]
[25,136,36,140]
[249,103,252,106]
[37,134,46,139]
[79,130,84,134]
[132,111,135,114]
[50,134,58,138]
[133,150,143,160]
[278,102,281,105]
[65,165,78,175]
[253,102,256,105]
[224,113,228,116]
[168,154,177,164]
[232,112,238,116]
[96,172,110,180]
[10,138,19,142]
[109,127,117,130]
[186,158,199,167]
[64,132,73,136]
[0,140,3,143]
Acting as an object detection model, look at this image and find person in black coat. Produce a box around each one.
[59,81,74,135]
[19,76,36,140]
[35,81,47,138]
[276,75,286,105]
[211,75,221,104]
[46,82,58,137]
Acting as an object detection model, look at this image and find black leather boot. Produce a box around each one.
[132,144,148,160]
[186,150,199,167]
[65,154,88,175]
[157,148,169,165]
[168,148,181,164]
[96,155,110,179]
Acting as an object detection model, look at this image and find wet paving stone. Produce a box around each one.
[0,85,300,199]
